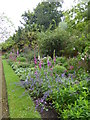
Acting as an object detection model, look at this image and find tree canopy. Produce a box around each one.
[22,1,63,31]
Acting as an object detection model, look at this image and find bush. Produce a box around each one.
[61,96,88,119]
[11,63,18,70]
[42,56,52,67]
[16,57,26,62]
[51,79,89,119]
[56,56,66,64]
[53,65,67,75]
[4,53,9,59]
[17,62,30,68]
[23,49,38,63]
[7,59,14,66]
[37,27,69,57]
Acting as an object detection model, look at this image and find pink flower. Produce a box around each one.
[69,66,74,70]
[34,56,37,64]
[35,71,37,75]
[39,61,42,69]
[17,50,19,55]
[47,59,51,67]
[54,56,56,63]
[35,65,37,68]
[50,67,53,71]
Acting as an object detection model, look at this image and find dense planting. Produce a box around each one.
[2,60,41,118]
[1,0,90,119]
[4,50,89,119]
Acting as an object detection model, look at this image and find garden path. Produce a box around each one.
[0,51,9,119]
[0,51,2,119]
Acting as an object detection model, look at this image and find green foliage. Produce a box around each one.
[53,65,67,75]
[52,80,89,119]
[15,67,30,81]
[37,27,69,57]
[56,56,66,64]
[23,48,38,63]
[42,56,52,66]
[1,37,15,52]
[62,96,88,119]
[16,56,26,62]
[4,53,9,59]
[2,60,41,118]
[22,2,63,31]
[17,62,30,68]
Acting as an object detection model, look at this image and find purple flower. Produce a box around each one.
[54,56,56,63]
[39,60,42,69]
[40,98,44,103]
[34,56,37,64]
[10,52,12,54]
[35,71,37,75]
[17,50,19,55]
[47,59,51,67]
[61,73,65,77]
[41,106,44,113]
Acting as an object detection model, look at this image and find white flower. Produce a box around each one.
[81,57,84,60]
[73,47,75,50]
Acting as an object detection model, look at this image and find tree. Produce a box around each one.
[0,13,15,43]
[63,1,90,57]
[64,1,88,33]
[22,1,63,31]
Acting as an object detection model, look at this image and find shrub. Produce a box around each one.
[37,28,69,57]
[17,62,30,68]
[56,56,66,64]
[4,53,9,59]
[24,49,38,63]
[11,63,18,70]
[61,96,88,119]
[42,56,52,67]
[53,65,67,75]
[16,57,26,62]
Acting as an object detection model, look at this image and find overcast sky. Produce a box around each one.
[0,0,81,43]
[0,0,79,29]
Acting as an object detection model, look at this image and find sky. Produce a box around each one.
[0,0,80,43]
[0,0,79,29]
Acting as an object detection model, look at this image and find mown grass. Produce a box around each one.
[2,60,41,118]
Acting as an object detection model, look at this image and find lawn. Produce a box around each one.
[2,60,41,118]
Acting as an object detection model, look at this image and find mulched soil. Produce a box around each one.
[35,101,60,120]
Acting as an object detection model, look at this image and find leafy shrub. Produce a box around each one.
[4,53,9,59]
[42,56,52,67]
[53,65,67,75]
[37,28,69,57]
[24,66,89,119]
[16,57,26,62]
[56,56,66,64]
[51,80,88,119]
[7,59,14,66]
[2,55,6,59]
[61,96,88,119]
[11,63,18,70]
[17,62,30,68]
[23,49,38,63]
[15,67,30,81]
[63,62,68,68]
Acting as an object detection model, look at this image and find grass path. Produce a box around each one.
[0,52,2,119]
[2,60,41,118]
